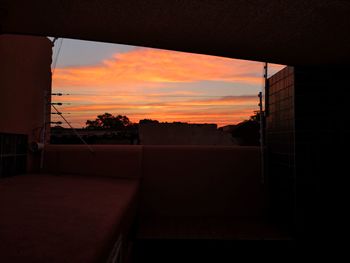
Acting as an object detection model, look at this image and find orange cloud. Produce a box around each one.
[52,91,204,105]
[53,48,284,88]
[51,96,258,127]
[52,47,284,127]
[56,95,257,112]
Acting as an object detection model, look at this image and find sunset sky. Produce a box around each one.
[51,38,285,127]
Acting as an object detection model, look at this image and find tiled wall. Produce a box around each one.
[266,66,296,233]
[267,65,349,238]
[0,133,27,178]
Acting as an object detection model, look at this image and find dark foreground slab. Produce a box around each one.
[0,174,139,263]
[132,238,295,262]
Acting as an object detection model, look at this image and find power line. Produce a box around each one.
[52,93,70,96]
[51,104,94,153]
[50,39,93,153]
[50,102,71,105]
[51,92,246,98]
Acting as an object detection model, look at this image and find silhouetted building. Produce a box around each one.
[220,125,236,133]
[139,122,236,145]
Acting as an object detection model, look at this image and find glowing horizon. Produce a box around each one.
[51,39,285,127]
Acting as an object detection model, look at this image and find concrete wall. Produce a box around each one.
[43,145,262,219]
[44,145,143,178]
[0,34,52,171]
[140,145,263,218]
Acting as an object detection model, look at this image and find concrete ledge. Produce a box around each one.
[44,145,143,178]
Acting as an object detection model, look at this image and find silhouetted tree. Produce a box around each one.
[231,111,262,146]
[85,113,132,130]
[139,119,159,124]
[249,111,263,122]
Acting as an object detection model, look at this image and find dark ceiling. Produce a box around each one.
[1,0,349,65]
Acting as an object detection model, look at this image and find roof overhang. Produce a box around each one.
[1,0,349,65]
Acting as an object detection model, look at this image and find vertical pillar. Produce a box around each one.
[0,34,52,172]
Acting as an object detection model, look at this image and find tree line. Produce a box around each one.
[85,113,159,130]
